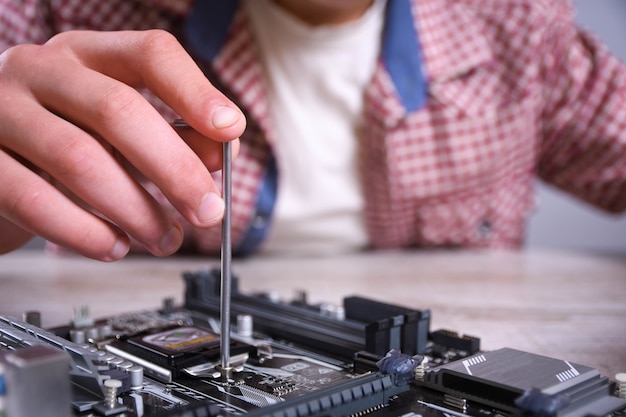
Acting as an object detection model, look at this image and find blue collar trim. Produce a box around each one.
[184,0,239,64]
[382,0,428,112]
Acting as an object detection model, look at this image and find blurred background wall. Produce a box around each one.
[526,0,626,254]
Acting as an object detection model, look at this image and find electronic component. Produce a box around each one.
[183,269,440,359]
[0,344,71,417]
[1,268,624,417]
[420,347,626,417]
[343,296,431,356]
[105,323,254,383]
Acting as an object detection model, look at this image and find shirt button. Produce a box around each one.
[252,214,268,229]
[479,219,492,238]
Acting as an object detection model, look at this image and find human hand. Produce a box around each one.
[0,30,245,261]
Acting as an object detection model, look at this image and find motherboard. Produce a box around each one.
[1,268,625,417]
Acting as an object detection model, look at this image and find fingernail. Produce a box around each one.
[108,237,130,261]
[159,225,183,254]
[196,192,224,225]
[212,106,241,129]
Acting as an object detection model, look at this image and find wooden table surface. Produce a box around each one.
[1,249,625,378]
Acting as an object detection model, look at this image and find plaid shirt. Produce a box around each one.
[2,0,626,254]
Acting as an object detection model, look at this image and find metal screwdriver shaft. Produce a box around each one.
[171,119,233,376]
[220,141,233,375]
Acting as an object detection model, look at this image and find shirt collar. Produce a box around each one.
[382,0,427,112]
[184,0,428,112]
[184,0,239,64]
[183,0,494,114]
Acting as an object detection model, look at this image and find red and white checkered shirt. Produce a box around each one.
[2,0,626,254]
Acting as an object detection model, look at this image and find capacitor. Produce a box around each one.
[117,361,134,371]
[161,297,176,315]
[264,291,280,303]
[108,357,124,368]
[86,327,99,341]
[101,353,116,363]
[334,306,346,321]
[293,290,308,305]
[98,325,113,339]
[21,311,41,328]
[319,303,346,320]
[128,366,144,391]
[616,373,626,399]
[237,314,254,338]
[69,329,86,344]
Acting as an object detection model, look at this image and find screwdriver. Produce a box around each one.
[220,140,233,376]
[172,119,233,376]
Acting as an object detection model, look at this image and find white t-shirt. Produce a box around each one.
[244,0,386,255]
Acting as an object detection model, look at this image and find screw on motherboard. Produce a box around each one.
[103,379,122,409]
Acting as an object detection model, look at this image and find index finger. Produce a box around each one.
[47,30,246,141]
